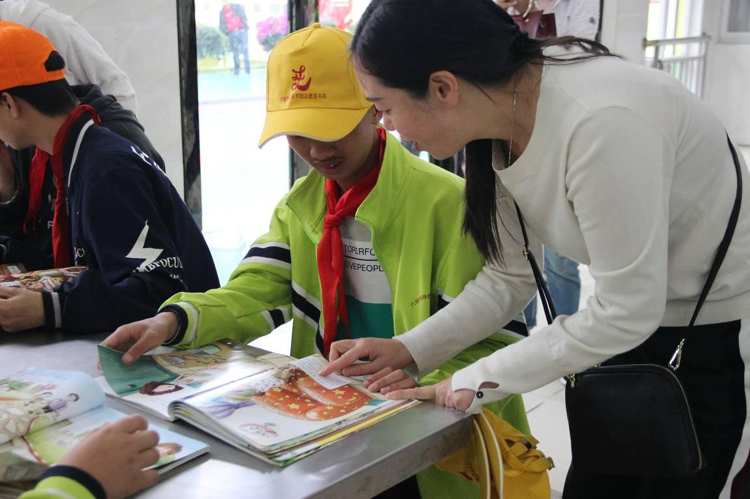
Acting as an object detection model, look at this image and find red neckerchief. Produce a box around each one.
[24,105,101,267]
[318,127,386,357]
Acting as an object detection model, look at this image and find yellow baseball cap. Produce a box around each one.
[258,23,372,148]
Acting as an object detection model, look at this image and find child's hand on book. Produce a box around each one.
[100,312,179,364]
[59,414,160,499]
[0,286,44,332]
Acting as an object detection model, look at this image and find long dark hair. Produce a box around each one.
[351,0,615,264]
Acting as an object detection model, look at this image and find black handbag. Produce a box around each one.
[515,134,743,478]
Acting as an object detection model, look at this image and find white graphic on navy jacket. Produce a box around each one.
[126,222,163,272]
[131,145,153,167]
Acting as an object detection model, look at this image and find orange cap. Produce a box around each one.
[0,22,65,91]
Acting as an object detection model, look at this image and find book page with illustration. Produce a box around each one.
[171,355,419,464]
[0,369,209,491]
[0,368,103,445]
[97,340,290,420]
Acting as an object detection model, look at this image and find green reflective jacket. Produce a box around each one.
[162,130,529,498]
[21,475,96,499]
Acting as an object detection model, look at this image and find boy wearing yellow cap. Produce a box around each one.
[104,24,529,498]
[0,22,219,334]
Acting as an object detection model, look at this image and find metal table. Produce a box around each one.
[0,331,472,498]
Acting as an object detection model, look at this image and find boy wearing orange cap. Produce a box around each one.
[103,24,529,498]
[0,22,219,334]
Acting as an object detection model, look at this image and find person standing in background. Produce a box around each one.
[498,0,600,40]
[219,0,251,76]
[0,0,138,113]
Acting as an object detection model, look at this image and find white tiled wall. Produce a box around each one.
[600,0,749,146]
[600,0,650,64]
[702,2,750,146]
[46,0,185,196]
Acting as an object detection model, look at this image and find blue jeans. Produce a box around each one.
[228,29,250,74]
[524,248,580,328]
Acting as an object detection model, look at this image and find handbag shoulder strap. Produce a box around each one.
[515,203,557,324]
[689,134,744,326]
[518,133,743,328]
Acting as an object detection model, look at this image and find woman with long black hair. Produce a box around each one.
[321,0,750,497]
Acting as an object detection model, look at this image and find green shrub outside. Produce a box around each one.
[197,25,228,60]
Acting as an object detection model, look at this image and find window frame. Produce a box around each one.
[720,0,750,43]
[176,0,317,223]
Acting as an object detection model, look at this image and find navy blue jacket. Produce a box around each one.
[0,84,164,260]
[33,113,218,333]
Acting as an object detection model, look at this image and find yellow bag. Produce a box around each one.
[436,408,555,499]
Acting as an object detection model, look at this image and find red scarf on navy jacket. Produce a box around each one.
[317,128,386,357]
[23,105,101,268]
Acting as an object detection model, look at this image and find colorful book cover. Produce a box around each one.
[0,267,85,292]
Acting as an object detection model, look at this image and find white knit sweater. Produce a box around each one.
[398,47,750,412]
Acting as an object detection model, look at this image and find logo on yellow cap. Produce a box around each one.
[280,65,328,103]
[291,65,312,91]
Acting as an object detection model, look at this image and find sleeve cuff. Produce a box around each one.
[159,305,188,346]
[39,465,106,499]
[41,292,62,330]
[452,364,511,414]
[394,332,440,377]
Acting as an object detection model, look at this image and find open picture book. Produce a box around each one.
[0,368,208,498]
[97,340,419,466]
